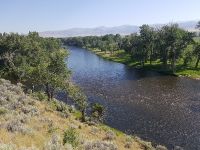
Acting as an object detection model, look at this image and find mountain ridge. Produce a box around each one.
[39,20,199,38]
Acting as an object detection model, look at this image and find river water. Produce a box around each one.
[66,46,200,150]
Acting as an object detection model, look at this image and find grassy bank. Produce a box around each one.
[0,79,167,150]
[89,48,200,80]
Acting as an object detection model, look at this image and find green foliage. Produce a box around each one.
[67,83,87,122]
[73,111,82,119]
[48,99,69,113]
[193,42,200,68]
[32,92,47,101]
[91,103,104,123]
[183,51,193,66]
[0,32,89,120]
[63,128,79,148]
[0,107,7,115]
[0,32,71,101]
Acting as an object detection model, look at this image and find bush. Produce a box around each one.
[124,136,133,149]
[0,107,7,115]
[49,100,68,112]
[6,119,31,134]
[104,130,116,141]
[84,141,117,150]
[90,127,99,135]
[44,134,64,150]
[91,103,104,123]
[48,100,69,118]
[134,137,155,150]
[63,128,79,148]
[21,105,40,116]
[32,92,47,101]
[55,101,68,113]
[6,119,24,132]
[16,114,30,124]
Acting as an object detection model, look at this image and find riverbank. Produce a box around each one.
[88,48,200,80]
[0,79,167,150]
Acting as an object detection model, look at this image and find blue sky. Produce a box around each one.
[0,0,199,33]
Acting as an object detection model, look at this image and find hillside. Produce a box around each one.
[39,20,199,38]
[0,79,167,150]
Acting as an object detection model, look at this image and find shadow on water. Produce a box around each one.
[63,46,200,150]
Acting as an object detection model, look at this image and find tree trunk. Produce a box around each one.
[81,109,86,122]
[171,50,176,74]
[150,46,153,65]
[163,59,167,70]
[195,57,200,68]
[163,49,168,70]
[46,83,51,101]
[50,89,54,100]
[150,54,152,65]
[32,84,35,93]
[141,60,144,67]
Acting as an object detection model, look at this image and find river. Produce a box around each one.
[66,46,200,150]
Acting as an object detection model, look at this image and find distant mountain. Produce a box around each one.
[39,20,199,38]
[39,25,139,38]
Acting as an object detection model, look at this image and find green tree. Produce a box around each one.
[159,24,193,73]
[91,103,105,123]
[193,43,200,68]
[67,84,87,122]
[0,32,71,100]
[139,24,156,65]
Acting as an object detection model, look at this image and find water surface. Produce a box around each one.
[67,46,200,150]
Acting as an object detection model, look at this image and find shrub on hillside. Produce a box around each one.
[104,130,116,141]
[91,103,105,123]
[134,137,155,150]
[84,141,118,150]
[44,134,64,150]
[47,99,70,118]
[44,134,74,150]
[0,107,8,115]
[63,128,79,148]
[124,136,133,149]
[21,105,40,116]
[6,119,31,134]
[31,92,47,101]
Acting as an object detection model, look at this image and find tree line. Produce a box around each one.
[62,23,200,73]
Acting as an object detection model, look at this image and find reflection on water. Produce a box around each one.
[67,46,200,150]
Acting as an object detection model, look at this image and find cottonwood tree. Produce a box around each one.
[139,24,156,65]
[158,24,193,73]
[193,43,200,68]
[67,83,87,122]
